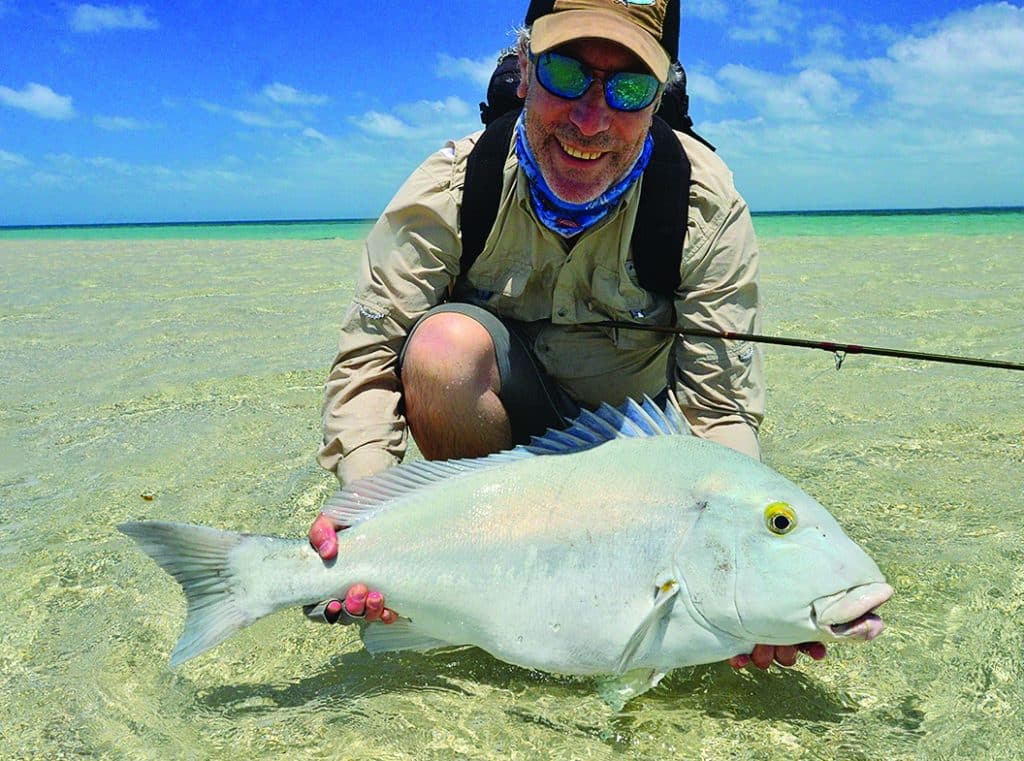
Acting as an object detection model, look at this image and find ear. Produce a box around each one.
[516,50,530,99]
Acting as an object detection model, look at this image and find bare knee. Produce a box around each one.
[401,312,510,459]
[402,312,499,395]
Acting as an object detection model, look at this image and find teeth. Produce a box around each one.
[561,142,603,160]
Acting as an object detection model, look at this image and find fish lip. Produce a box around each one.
[811,582,894,642]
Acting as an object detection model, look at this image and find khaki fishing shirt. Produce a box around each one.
[319,129,765,484]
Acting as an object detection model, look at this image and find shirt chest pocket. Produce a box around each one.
[591,264,674,349]
[460,256,537,317]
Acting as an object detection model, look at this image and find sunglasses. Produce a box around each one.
[530,51,661,112]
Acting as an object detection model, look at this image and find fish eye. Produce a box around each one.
[764,502,797,535]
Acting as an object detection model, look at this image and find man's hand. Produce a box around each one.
[309,513,398,625]
[729,643,827,670]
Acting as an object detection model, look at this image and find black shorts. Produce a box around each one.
[398,303,580,445]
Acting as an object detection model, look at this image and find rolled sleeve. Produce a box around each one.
[673,192,765,460]
[317,141,470,481]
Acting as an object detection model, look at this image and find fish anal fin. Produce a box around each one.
[614,579,680,676]
[596,669,667,710]
[360,619,456,655]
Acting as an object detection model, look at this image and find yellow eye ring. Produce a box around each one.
[764,502,797,535]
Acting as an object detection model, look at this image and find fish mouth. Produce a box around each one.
[811,582,893,642]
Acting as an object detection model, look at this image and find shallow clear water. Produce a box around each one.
[1,224,1022,759]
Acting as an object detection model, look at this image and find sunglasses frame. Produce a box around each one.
[529,50,662,113]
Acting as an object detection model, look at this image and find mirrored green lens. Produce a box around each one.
[537,52,590,98]
[606,73,660,111]
[532,51,660,112]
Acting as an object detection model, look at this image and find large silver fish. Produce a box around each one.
[120,397,892,700]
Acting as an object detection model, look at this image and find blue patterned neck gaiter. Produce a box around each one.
[515,115,653,238]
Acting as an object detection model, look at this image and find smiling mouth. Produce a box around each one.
[558,140,604,161]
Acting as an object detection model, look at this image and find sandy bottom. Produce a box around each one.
[1,234,1022,759]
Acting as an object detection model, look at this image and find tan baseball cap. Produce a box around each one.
[527,0,675,83]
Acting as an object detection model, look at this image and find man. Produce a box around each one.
[309,0,825,670]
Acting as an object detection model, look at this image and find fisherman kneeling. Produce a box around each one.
[309,0,826,671]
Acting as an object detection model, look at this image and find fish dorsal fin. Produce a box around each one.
[523,394,691,455]
[320,451,533,526]
[321,395,690,526]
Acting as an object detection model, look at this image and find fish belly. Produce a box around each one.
[334,438,702,674]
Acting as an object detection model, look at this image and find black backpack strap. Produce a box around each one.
[630,115,691,297]
[459,108,520,278]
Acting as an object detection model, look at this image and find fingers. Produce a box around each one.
[798,642,828,660]
[344,584,369,616]
[728,653,752,669]
[728,642,827,670]
[309,513,340,560]
[324,599,344,623]
[750,643,775,670]
[319,584,397,625]
[772,645,798,668]
[364,590,385,622]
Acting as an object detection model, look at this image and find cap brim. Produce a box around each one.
[531,10,670,83]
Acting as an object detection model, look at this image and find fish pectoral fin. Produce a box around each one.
[360,619,456,655]
[614,580,680,676]
[596,669,667,710]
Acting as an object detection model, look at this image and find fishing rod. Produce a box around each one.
[595,321,1024,372]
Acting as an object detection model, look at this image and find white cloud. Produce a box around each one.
[685,71,731,106]
[353,111,412,139]
[200,101,302,129]
[94,115,155,130]
[396,96,474,124]
[0,149,29,168]
[865,2,1024,119]
[808,24,845,50]
[69,4,158,32]
[0,82,75,120]
[717,64,857,121]
[352,96,477,140]
[302,127,334,146]
[686,0,728,23]
[436,53,500,88]
[730,0,801,44]
[689,4,1024,210]
[262,83,329,106]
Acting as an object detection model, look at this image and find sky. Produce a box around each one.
[1,1,1022,225]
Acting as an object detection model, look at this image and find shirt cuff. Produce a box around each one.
[337,447,399,486]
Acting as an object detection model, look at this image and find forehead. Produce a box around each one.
[553,37,649,74]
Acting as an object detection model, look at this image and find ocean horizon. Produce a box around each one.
[2,205,1023,240]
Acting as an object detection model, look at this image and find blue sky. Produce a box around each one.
[1,1,1022,225]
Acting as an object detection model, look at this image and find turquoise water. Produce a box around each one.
[752,207,1024,238]
[0,218,376,241]
[1,218,1023,759]
[2,207,1023,240]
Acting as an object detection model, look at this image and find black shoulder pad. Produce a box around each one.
[459,109,520,278]
[631,115,691,297]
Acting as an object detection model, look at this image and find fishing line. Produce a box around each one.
[595,321,1024,372]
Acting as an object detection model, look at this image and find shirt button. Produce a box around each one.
[556,307,568,318]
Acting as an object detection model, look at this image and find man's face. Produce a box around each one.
[517,37,657,205]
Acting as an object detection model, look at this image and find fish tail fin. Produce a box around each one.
[118,520,261,666]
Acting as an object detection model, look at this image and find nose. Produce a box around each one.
[568,81,613,136]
